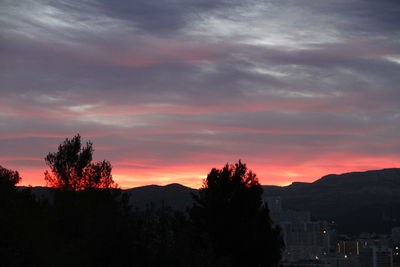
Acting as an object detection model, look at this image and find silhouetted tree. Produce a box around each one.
[44,134,116,191]
[41,135,136,266]
[0,165,47,267]
[0,165,21,190]
[0,165,22,211]
[191,161,284,267]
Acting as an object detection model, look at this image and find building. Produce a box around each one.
[392,228,400,245]
[337,240,361,257]
[360,246,393,267]
[266,197,335,263]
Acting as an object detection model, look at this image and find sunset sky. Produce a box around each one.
[1,0,399,188]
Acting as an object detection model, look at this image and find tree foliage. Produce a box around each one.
[3,138,285,266]
[1,157,285,266]
[44,134,116,191]
[0,165,21,190]
[191,160,284,267]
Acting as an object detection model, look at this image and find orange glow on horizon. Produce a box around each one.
[15,155,399,189]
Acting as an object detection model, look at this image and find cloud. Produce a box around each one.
[0,0,399,187]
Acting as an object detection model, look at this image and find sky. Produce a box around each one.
[1,0,400,188]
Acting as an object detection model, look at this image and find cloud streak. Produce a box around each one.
[1,0,399,188]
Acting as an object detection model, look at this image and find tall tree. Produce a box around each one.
[191,161,284,267]
[44,134,116,191]
[0,165,21,190]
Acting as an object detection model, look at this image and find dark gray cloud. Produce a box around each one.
[0,0,399,186]
[311,0,400,34]
[91,0,239,35]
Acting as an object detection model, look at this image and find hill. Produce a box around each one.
[21,168,400,234]
[124,183,197,211]
[262,168,400,234]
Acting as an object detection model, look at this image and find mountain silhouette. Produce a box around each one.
[124,183,197,211]
[21,168,400,234]
[263,168,400,234]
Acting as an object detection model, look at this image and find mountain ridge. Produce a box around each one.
[19,168,400,234]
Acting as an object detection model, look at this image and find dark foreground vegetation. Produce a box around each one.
[0,135,283,267]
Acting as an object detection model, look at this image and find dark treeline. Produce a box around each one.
[0,135,283,267]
